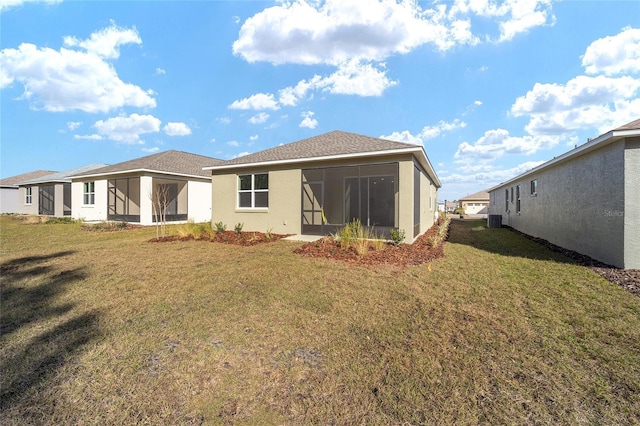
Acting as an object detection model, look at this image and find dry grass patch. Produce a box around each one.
[1,216,639,425]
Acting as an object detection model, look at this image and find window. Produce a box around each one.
[516,185,521,213]
[238,173,268,208]
[530,179,538,195]
[83,182,95,205]
[510,187,514,203]
[25,187,32,205]
[505,189,509,212]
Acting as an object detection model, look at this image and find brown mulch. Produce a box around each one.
[293,222,447,267]
[149,231,289,246]
[503,225,640,297]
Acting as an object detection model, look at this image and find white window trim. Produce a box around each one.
[25,187,32,205]
[83,181,95,206]
[237,173,269,210]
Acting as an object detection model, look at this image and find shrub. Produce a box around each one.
[389,228,405,246]
[214,221,226,234]
[234,222,244,234]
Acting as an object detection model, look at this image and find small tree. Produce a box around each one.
[151,183,170,238]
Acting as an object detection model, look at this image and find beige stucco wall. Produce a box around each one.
[18,186,38,215]
[461,201,489,215]
[212,153,439,241]
[72,179,109,221]
[489,139,627,268]
[624,137,640,269]
[212,168,302,235]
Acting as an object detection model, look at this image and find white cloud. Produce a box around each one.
[382,119,467,145]
[582,27,640,76]
[142,147,160,153]
[319,60,396,96]
[0,24,155,113]
[0,0,60,12]
[67,121,82,131]
[155,67,166,75]
[218,117,231,125]
[248,112,270,124]
[441,161,545,185]
[233,0,553,67]
[508,27,640,136]
[511,75,640,135]
[299,111,318,129]
[92,113,161,144]
[249,134,259,141]
[74,134,103,141]
[229,93,279,110]
[227,140,240,147]
[455,128,562,162]
[474,100,483,106]
[63,21,141,59]
[163,122,192,136]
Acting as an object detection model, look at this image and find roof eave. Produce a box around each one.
[488,127,638,192]
[71,168,210,180]
[204,147,442,187]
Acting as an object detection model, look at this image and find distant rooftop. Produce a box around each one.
[460,190,490,201]
[72,150,224,179]
[18,164,107,185]
[0,170,57,187]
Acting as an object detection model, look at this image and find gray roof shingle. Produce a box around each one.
[460,190,490,201]
[72,150,224,178]
[18,164,108,185]
[614,118,640,131]
[213,130,422,167]
[0,170,57,187]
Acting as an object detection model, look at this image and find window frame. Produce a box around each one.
[516,184,521,213]
[530,179,538,196]
[505,189,509,212]
[83,181,95,205]
[25,187,32,205]
[237,173,269,209]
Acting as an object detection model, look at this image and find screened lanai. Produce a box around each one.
[302,163,399,237]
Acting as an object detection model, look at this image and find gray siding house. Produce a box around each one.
[0,170,55,214]
[488,118,640,269]
[17,164,107,217]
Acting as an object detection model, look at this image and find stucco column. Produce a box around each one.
[140,175,153,225]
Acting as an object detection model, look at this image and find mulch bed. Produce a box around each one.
[293,222,447,267]
[503,225,640,297]
[149,231,289,246]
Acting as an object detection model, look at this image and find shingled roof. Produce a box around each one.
[72,150,224,179]
[210,131,421,168]
[460,190,490,201]
[614,118,640,131]
[0,170,57,187]
[18,164,108,185]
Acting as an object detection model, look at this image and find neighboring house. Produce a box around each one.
[204,130,441,241]
[0,170,56,213]
[70,150,224,225]
[459,190,490,217]
[18,165,107,217]
[488,118,640,269]
[445,201,457,213]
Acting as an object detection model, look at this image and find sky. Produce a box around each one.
[1,0,639,201]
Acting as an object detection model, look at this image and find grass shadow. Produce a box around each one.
[446,219,582,265]
[0,251,101,414]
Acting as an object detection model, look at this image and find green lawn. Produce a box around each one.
[1,216,639,425]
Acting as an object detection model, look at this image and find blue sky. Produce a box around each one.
[1,0,639,201]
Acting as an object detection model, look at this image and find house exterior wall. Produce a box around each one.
[19,186,39,215]
[624,137,640,269]
[54,183,65,216]
[188,180,212,223]
[461,200,489,215]
[72,179,109,222]
[489,139,626,268]
[211,153,439,241]
[212,167,302,235]
[0,187,18,213]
